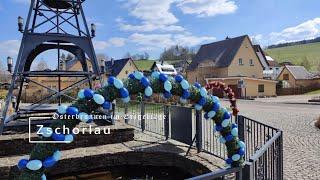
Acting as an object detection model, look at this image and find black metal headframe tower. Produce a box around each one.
[0,0,101,133]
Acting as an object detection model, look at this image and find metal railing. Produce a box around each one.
[114,101,283,180]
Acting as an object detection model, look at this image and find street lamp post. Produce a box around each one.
[91,23,96,38]
[18,16,24,32]
[7,57,13,74]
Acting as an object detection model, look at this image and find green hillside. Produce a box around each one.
[265,42,320,71]
[133,60,156,71]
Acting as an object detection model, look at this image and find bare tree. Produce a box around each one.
[36,60,49,71]
[123,52,131,59]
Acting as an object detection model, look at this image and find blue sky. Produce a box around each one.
[0,0,320,68]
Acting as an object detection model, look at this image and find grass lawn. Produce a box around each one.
[266,42,320,71]
[304,89,320,95]
[133,60,156,71]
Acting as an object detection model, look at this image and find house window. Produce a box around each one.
[258,84,264,93]
[238,58,243,65]
[249,59,254,66]
[125,70,128,75]
[283,74,289,80]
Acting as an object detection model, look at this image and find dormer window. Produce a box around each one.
[239,58,243,65]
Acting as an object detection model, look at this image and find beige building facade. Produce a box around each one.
[187,35,277,98]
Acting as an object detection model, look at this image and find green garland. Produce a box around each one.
[16,71,245,179]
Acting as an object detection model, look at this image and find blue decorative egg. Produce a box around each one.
[120,88,129,98]
[198,97,207,106]
[200,87,207,97]
[79,112,89,123]
[231,128,238,137]
[194,82,201,89]
[239,148,245,156]
[232,154,241,161]
[182,90,190,99]
[219,137,226,144]
[40,127,53,138]
[84,88,94,99]
[122,96,130,103]
[226,158,233,165]
[66,106,79,115]
[18,159,29,169]
[208,111,216,118]
[159,73,168,82]
[26,160,42,171]
[102,101,112,110]
[144,86,153,97]
[140,77,150,87]
[77,89,85,99]
[163,91,172,99]
[53,151,62,161]
[108,76,116,85]
[57,105,68,114]
[225,134,233,141]
[151,71,160,79]
[204,113,209,119]
[238,141,246,149]
[128,73,135,79]
[215,125,223,131]
[114,79,124,89]
[52,133,65,141]
[134,71,144,80]
[103,80,109,87]
[65,134,74,143]
[164,80,172,92]
[232,123,238,129]
[93,94,105,105]
[179,98,187,104]
[221,119,230,128]
[195,104,202,110]
[223,111,231,120]
[212,96,220,103]
[175,75,184,82]
[180,80,190,90]
[43,156,56,168]
[212,102,220,112]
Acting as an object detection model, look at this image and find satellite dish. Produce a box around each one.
[43,0,73,9]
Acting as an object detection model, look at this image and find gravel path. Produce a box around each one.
[225,101,320,180]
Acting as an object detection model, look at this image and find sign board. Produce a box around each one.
[170,106,193,145]
[238,79,246,88]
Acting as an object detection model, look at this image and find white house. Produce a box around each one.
[151,62,178,76]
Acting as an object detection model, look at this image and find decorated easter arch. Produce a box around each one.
[16,71,246,179]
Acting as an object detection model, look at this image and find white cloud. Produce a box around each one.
[93,37,127,50]
[119,23,184,32]
[250,34,263,44]
[93,40,109,51]
[177,0,238,17]
[128,33,215,51]
[118,0,184,32]
[0,40,21,57]
[269,17,320,44]
[108,37,126,47]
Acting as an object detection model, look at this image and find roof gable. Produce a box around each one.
[105,58,134,76]
[188,35,248,70]
[281,66,314,80]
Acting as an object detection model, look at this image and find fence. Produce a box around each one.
[277,86,320,96]
[115,101,283,180]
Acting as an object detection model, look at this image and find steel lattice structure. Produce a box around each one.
[0,0,102,133]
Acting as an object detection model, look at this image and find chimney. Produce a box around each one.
[111,58,114,66]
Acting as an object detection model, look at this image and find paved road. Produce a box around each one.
[222,100,320,180]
